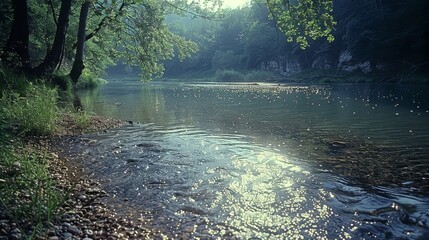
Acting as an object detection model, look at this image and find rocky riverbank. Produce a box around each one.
[0,114,157,240]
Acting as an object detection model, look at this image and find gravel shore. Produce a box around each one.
[0,114,157,240]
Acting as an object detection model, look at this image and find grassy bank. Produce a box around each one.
[0,68,95,238]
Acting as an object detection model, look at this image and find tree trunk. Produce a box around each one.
[1,0,30,70]
[70,1,90,84]
[34,0,72,75]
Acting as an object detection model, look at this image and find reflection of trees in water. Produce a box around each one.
[78,84,172,124]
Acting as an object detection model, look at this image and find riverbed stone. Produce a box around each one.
[62,232,73,240]
[67,224,82,235]
[0,115,160,239]
[8,234,21,240]
[84,229,94,236]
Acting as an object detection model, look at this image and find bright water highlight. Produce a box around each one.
[66,81,429,239]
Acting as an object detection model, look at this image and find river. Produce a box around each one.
[69,80,429,239]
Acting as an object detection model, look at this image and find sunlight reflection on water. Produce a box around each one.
[72,82,429,239]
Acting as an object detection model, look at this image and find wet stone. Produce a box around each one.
[84,229,94,236]
[47,228,56,236]
[8,234,21,240]
[62,232,73,240]
[10,228,21,234]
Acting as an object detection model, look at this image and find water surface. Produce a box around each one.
[68,81,429,239]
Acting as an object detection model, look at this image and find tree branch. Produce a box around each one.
[84,1,127,43]
[46,0,58,26]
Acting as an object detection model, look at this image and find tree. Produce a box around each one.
[1,0,31,70]
[33,0,72,75]
[266,0,336,49]
[1,0,339,82]
[70,1,90,84]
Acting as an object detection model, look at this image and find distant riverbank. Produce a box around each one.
[113,69,429,84]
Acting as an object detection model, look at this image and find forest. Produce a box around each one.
[161,0,429,83]
[1,0,428,85]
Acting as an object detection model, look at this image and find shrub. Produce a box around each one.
[0,66,31,94]
[50,74,72,92]
[245,70,278,81]
[214,69,245,82]
[75,70,107,89]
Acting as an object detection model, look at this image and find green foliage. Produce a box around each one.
[212,50,240,70]
[75,70,107,89]
[0,69,65,238]
[245,70,280,81]
[27,0,58,61]
[0,0,12,47]
[212,69,282,82]
[50,74,72,92]
[0,66,31,94]
[214,69,245,82]
[0,141,67,237]
[73,109,91,128]
[120,3,199,81]
[0,83,58,135]
[266,0,336,49]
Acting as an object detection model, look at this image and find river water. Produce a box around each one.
[69,81,429,239]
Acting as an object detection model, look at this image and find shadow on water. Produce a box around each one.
[70,82,429,239]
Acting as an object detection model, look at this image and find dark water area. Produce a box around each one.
[68,81,429,239]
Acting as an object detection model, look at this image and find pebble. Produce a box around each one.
[63,222,81,235]
[0,118,160,239]
[84,229,94,236]
[10,228,21,234]
[8,234,21,240]
[62,232,73,240]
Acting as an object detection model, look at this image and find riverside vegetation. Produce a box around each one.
[0,68,155,239]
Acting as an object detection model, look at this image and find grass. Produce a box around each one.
[0,143,67,234]
[0,82,58,136]
[0,66,69,238]
[74,109,91,128]
[0,67,32,94]
[0,115,68,238]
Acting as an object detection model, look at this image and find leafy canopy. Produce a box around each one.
[266,0,336,49]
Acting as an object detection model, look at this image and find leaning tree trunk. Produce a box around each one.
[34,0,72,75]
[70,1,90,84]
[1,0,31,70]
